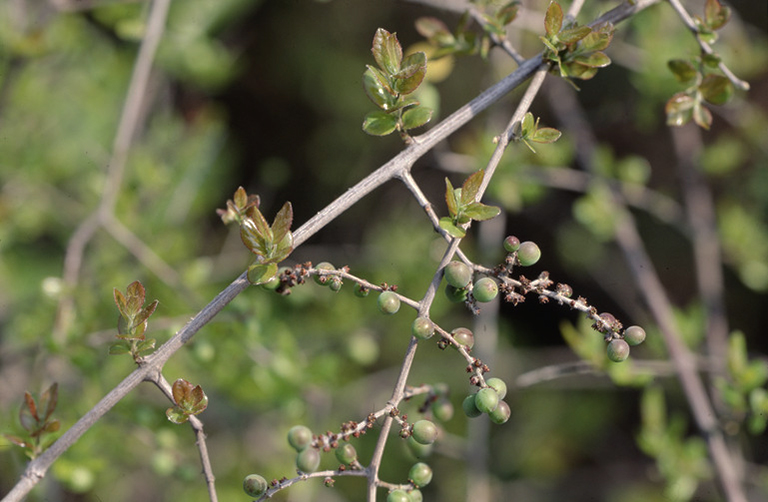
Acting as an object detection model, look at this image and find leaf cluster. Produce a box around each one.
[166,379,209,424]
[109,281,159,361]
[514,112,562,153]
[540,1,614,86]
[438,169,500,238]
[415,1,520,60]
[3,383,60,459]
[362,28,433,138]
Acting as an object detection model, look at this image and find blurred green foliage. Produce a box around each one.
[1,1,768,501]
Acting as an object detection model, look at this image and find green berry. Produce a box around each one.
[607,338,630,362]
[407,435,433,459]
[354,283,370,297]
[462,394,482,418]
[409,489,424,502]
[260,273,281,291]
[485,377,507,400]
[503,235,521,252]
[517,241,541,267]
[474,387,499,414]
[412,317,434,340]
[335,443,357,465]
[296,447,321,473]
[451,327,474,350]
[488,400,511,424]
[329,278,342,292]
[378,291,401,315]
[408,462,433,488]
[411,420,438,445]
[445,284,468,303]
[624,325,646,346]
[313,262,335,285]
[287,425,313,451]
[387,489,410,502]
[431,398,454,422]
[243,474,268,497]
[473,277,498,302]
[444,261,473,289]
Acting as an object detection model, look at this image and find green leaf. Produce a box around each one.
[271,202,293,244]
[704,0,730,30]
[247,263,279,285]
[133,299,159,329]
[692,101,712,130]
[135,338,156,357]
[392,52,426,95]
[520,112,535,137]
[558,25,591,45]
[563,62,598,80]
[362,110,398,136]
[113,288,128,315]
[271,231,294,263]
[540,35,561,57]
[240,219,269,256]
[166,406,189,424]
[531,127,562,143]
[574,51,610,68]
[402,105,433,130]
[701,53,722,67]
[372,28,402,75]
[665,93,695,127]
[498,1,520,25]
[415,17,454,45]
[699,74,733,105]
[363,66,397,111]
[579,28,613,52]
[544,1,563,37]
[233,186,248,209]
[667,59,697,83]
[439,217,466,238]
[463,202,501,221]
[461,169,485,205]
[444,178,459,217]
[108,340,132,355]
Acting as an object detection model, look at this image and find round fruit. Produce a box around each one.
[445,284,468,303]
[462,394,482,418]
[624,325,646,346]
[313,262,335,285]
[287,425,313,451]
[517,241,541,267]
[473,277,498,302]
[451,327,474,350]
[407,435,433,459]
[503,235,521,252]
[243,474,268,497]
[387,489,410,502]
[408,462,433,488]
[409,489,423,502]
[378,291,401,315]
[444,261,473,289]
[431,398,454,422]
[489,400,511,424]
[411,420,438,445]
[335,443,357,465]
[329,278,342,292]
[474,387,500,414]
[607,338,630,362]
[485,377,507,400]
[411,317,434,340]
[354,283,369,297]
[296,448,321,473]
[260,273,281,291]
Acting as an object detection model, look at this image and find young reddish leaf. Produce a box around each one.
[248,263,278,285]
[392,52,427,95]
[461,169,486,205]
[363,66,397,110]
[667,59,697,83]
[113,288,128,315]
[402,105,433,130]
[41,383,58,421]
[444,178,459,217]
[464,202,501,221]
[42,420,60,434]
[558,25,592,45]
[24,392,39,422]
[125,281,145,314]
[132,299,159,331]
[172,379,193,406]
[704,0,730,30]
[498,1,521,25]
[372,28,402,75]
[233,186,248,209]
[544,1,563,37]
[240,218,269,256]
[693,102,713,130]
[699,74,733,105]
[439,217,466,238]
[362,111,398,136]
[665,93,695,126]
[3,434,28,448]
[166,406,189,424]
[580,28,613,52]
[271,202,293,244]
[190,385,208,414]
[531,127,562,143]
[574,51,611,68]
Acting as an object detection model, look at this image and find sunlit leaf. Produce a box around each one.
[665,93,695,126]
[372,28,402,75]
[135,338,156,357]
[271,202,293,244]
[558,25,591,45]
[692,102,712,130]
[133,299,159,329]
[166,406,189,424]
[667,59,697,83]
[531,127,562,143]
[699,74,733,105]
[108,340,132,355]
[461,169,485,205]
[42,420,60,434]
[544,1,563,37]
[172,378,193,405]
[444,178,459,216]
[363,66,397,110]
[564,62,598,80]
[439,217,466,238]
[393,52,426,95]
[125,281,145,314]
[24,392,38,422]
[498,1,520,25]
[520,112,535,137]
[415,17,453,45]
[704,0,730,30]
[362,111,398,136]
[248,262,278,285]
[233,186,248,209]
[402,105,432,130]
[241,219,269,256]
[579,28,613,52]
[463,202,501,221]
[113,288,128,315]
[574,51,610,68]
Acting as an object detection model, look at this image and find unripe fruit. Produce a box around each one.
[378,291,401,315]
[387,489,410,502]
[287,425,313,452]
[503,235,521,252]
[411,420,438,445]
[474,387,500,414]
[409,489,423,502]
[445,284,468,303]
[335,443,357,465]
[431,398,454,422]
[451,327,474,350]
[408,462,433,488]
[411,317,434,340]
[607,338,630,362]
[260,273,281,291]
[407,435,433,459]
[313,262,335,285]
[444,261,472,289]
[354,283,369,297]
[473,277,498,302]
[329,278,342,292]
[489,400,511,424]
[296,447,321,473]
[517,241,541,266]
[485,377,507,400]
[462,394,482,418]
[624,325,646,346]
[243,474,268,497]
